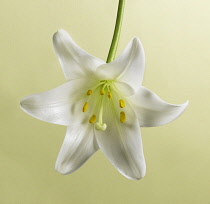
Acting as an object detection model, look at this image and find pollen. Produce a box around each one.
[120,111,126,123]
[82,102,88,112]
[86,90,92,95]
[119,99,125,108]
[89,114,96,124]
[100,89,105,95]
[108,91,112,99]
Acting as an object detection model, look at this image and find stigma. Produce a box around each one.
[95,123,107,131]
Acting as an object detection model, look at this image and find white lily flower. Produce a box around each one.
[20,29,188,180]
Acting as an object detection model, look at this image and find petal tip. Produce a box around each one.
[130,36,145,61]
[20,97,28,111]
[55,163,71,175]
[132,36,140,42]
[53,29,69,42]
[55,169,69,175]
[57,29,68,35]
[135,174,146,181]
[122,169,146,181]
[116,160,146,180]
[184,100,189,106]
[55,29,67,34]
[132,171,146,181]
[180,100,189,111]
[135,165,146,180]
[131,36,143,47]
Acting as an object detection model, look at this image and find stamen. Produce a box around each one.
[100,83,108,95]
[100,90,105,95]
[108,91,112,99]
[90,81,106,93]
[119,99,125,108]
[120,111,126,123]
[89,114,96,124]
[82,102,88,112]
[86,90,92,95]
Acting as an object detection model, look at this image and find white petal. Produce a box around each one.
[20,79,98,126]
[55,124,99,175]
[95,93,146,180]
[129,86,189,127]
[112,81,136,97]
[96,37,145,94]
[53,29,105,81]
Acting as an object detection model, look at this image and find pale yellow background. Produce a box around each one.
[1,0,210,203]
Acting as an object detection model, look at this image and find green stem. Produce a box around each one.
[106,0,125,63]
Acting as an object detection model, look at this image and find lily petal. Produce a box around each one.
[55,124,99,175]
[129,86,189,127]
[53,29,105,81]
[20,78,98,126]
[96,37,145,95]
[95,94,146,180]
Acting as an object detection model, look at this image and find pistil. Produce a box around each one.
[95,93,107,131]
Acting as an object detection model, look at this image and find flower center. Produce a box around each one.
[82,80,126,131]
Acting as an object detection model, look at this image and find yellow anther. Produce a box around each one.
[119,99,125,108]
[82,102,88,112]
[108,91,112,99]
[86,90,92,95]
[89,114,96,124]
[100,89,105,95]
[120,111,126,123]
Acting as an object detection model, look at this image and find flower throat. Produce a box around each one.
[82,80,126,131]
